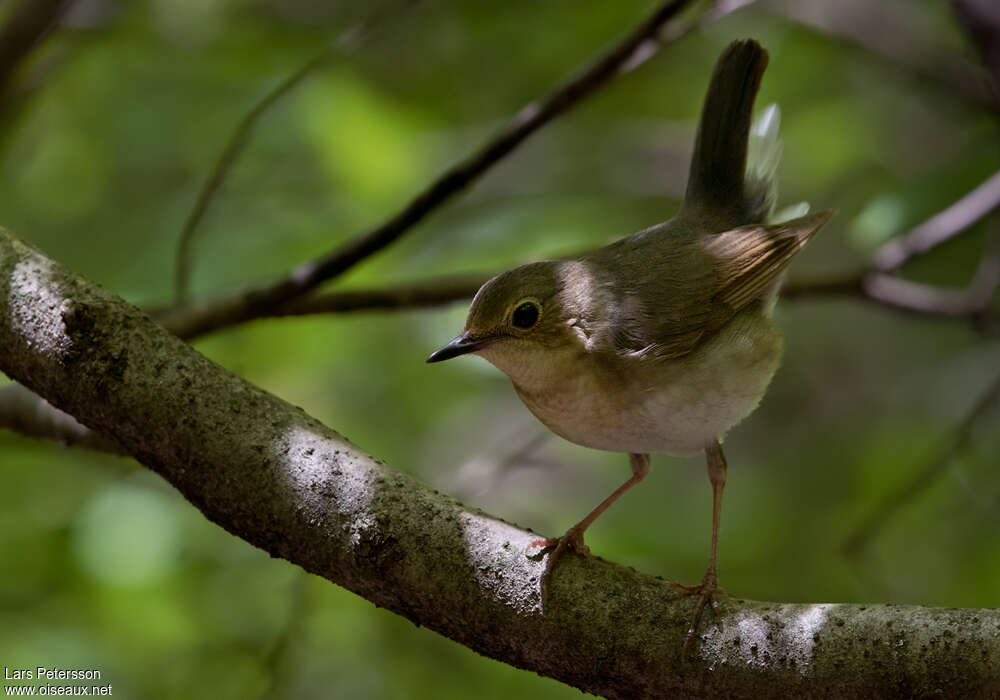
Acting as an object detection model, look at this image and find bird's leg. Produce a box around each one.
[674,439,727,645]
[529,452,650,592]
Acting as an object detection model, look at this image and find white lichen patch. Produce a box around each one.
[273,426,377,534]
[9,258,74,361]
[458,511,544,615]
[700,603,836,674]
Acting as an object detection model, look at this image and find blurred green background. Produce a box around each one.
[1,0,999,697]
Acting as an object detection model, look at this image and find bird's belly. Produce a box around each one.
[512,313,783,456]
[516,373,737,456]
[514,370,649,453]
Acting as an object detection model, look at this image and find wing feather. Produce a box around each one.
[704,210,834,311]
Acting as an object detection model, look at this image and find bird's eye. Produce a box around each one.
[511,301,540,329]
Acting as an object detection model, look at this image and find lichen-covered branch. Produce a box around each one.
[2,230,999,698]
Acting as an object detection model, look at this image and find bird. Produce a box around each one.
[427,38,832,636]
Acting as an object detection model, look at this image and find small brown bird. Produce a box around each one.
[429,39,831,634]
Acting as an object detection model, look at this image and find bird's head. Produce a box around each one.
[427,261,584,381]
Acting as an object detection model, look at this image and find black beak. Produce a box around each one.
[426,332,490,363]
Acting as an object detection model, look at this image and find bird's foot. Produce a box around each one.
[527,525,590,595]
[672,567,723,653]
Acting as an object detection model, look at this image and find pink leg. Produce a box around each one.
[676,439,728,647]
[529,453,650,593]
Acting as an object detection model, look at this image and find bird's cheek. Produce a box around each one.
[472,343,503,368]
[473,343,525,380]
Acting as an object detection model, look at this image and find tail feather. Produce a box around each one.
[683,39,769,225]
[746,103,782,223]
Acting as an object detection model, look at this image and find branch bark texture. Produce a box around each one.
[3,231,999,697]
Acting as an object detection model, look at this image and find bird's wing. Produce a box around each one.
[704,210,834,311]
[594,211,833,362]
[584,224,719,361]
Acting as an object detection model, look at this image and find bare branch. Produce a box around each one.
[151,274,487,339]
[159,144,1000,338]
[0,383,126,454]
[167,0,702,339]
[274,273,488,317]
[843,368,1000,556]
[173,0,419,303]
[862,270,998,322]
[3,227,1000,698]
[157,239,998,340]
[872,168,1000,271]
[784,176,1000,325]
[783,233,1000,325]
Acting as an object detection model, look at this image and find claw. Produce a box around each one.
[674,567,724,654]
[527,526,590,595]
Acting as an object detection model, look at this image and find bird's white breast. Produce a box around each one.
[482,311,783,456]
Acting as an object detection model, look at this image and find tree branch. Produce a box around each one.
[3,229,1000,697]
[153,273,489,331]
[154,236,998,341]
[780,227,1000,326]
[7,225,1000,694]
[165,0,701,340]
[872,168,1000,272]
[157,157,1000,339]
[0,382,125,454]
[173,0,419,303]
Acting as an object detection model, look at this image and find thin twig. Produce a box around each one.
[872,168,1000,271]
[817,228,1000,323]
[165,0,702,339]
[842,368,1000,556]
[173,50,332,303]
[279,0,699,289]
[161,116,998,339]
[862,269,998,321]
[783,237,1000,326]
[173,0,419,303]
[151,256,995,342]
[780,273,864,300]
[274,273,489,317]
[154,232,999,339]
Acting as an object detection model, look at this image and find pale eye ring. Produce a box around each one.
[511,300,540,329]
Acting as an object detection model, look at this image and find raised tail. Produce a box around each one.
[683,39,769,226]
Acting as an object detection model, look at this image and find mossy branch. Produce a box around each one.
[2,229,999,698]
